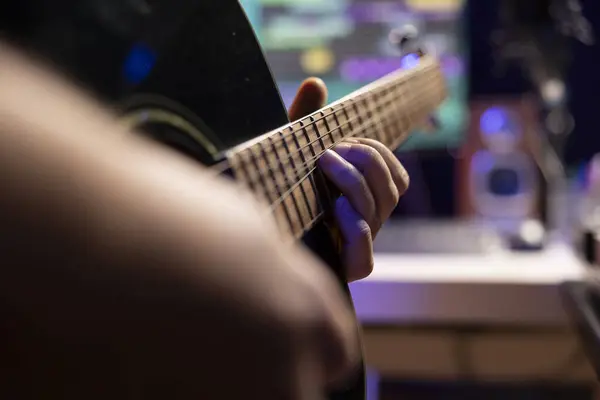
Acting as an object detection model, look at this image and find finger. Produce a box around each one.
[333,143,397,225]
[335,196,374,282]
[318,150,378,232]
[288,77,328,121]
[351,138,410,195]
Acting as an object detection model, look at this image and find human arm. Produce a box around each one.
[0,43,358,400]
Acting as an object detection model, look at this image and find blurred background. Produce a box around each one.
[238,0,600,398]
[5,0,600,398]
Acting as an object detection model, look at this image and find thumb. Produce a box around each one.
[288,77,328,121]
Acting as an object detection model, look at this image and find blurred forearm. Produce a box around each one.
[0,43,263,296]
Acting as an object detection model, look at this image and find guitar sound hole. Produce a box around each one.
[139,123,213,165]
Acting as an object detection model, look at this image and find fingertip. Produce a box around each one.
[304,77,327,92]
[289,78,329,120]
[318,149,346,169]
[300,77,328,105]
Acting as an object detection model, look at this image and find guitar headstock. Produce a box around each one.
[389,25,441,133]
[389,25,425,58]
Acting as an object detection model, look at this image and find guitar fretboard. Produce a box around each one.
[226,55,446,238]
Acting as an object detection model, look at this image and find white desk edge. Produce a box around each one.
[351,244,589,326]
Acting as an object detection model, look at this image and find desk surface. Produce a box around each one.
[351,243,588,326]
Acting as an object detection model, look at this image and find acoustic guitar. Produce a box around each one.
[0,0,446,398]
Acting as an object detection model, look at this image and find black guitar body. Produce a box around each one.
[0,0,365,398]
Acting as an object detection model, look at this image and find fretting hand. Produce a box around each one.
[289,78,410,282]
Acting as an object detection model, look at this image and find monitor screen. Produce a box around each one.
[239,0,467,151]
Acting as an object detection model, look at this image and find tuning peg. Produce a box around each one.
[389,25,425,56]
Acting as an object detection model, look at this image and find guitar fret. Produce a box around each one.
[378,88,394,145]
[396,81,412,131]
[371,93,389,143]
[326,108,342,143]
[341,105,353,138]
[351,99,364,135]
[249,142,294,232]
[358,97,374,140]
[367,92,383,142]
[314,112,330,147]
[306,118,326,154]
[389,82,404,134]
[310,112,336,210]
[239,149,271,205]
[224,55,447,238]
[301,118,335,218]
[284,126,315,223]
[290,127,323,222]
[236,151,258,193]
[330,108,342,143]
[319,111,334,147]
[239,147,293,231]
[288,128,307,170]
[272,132,308,236]
[251,143,276,205]
[247,146,278,205]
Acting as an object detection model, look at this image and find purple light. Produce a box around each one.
[401,54,420,70]
[480,107,508,135]
[340,57,407,82]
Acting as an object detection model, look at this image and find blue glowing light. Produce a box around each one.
[123,44,156,85]
[480,107,508,135]
[400,53,420,70]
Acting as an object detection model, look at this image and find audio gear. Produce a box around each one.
[457,96,543,230]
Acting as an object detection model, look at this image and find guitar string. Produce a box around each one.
[209,61,439,175]
[242,87,434,235]
[262,61,437,151]
[205,71,441,235]
[267,111,412,214]
[254,77,437,236]
[267,94,428,214]
[262,110,407,238]
[267,101,429,238]
[243,75,437,192]
[260,75,441,235]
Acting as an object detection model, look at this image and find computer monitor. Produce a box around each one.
[239,0,467,151]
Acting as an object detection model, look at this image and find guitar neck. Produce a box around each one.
[225,55,446,238]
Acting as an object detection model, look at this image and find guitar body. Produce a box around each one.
[0,0,364,398]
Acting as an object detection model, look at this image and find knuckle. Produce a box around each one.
[360,144,380,160]
[359,145,385,170]
[334,164,357,185]
[339,167,367,194]
[352,218,372,243]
